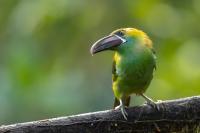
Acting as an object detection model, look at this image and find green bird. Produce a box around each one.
[90,28,157,120]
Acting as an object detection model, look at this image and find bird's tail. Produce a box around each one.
[113,96,131,108]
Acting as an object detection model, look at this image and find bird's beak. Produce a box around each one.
[90,35,126,55]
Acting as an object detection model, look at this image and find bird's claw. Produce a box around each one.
[141,94,160,111]
[121,106,128,120]
[114,105,120,110]
[146,101,160,111]
[115,105,128,120]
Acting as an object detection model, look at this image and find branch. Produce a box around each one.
[1,96,200,133]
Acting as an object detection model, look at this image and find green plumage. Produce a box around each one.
[113,40,156,99]
[91,28,157,119]
[112,39,156,106]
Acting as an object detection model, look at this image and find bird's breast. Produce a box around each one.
[113,50,155,94]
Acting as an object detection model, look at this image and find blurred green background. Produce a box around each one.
[0,0,200,124]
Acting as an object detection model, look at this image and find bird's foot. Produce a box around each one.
[145,100,160,111]
[115,105,128,120]
[114,105,120,110]
[141,94,160,111]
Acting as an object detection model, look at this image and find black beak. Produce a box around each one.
[90,35,126,55]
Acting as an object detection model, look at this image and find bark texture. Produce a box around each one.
[0,96,200,133]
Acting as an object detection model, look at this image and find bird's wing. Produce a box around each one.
[112,60,131,108]
[112,59,118,82]
[151,48,157,70]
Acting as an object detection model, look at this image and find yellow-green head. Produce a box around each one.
[90,28,153,55]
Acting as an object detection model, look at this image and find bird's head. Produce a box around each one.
[90,28,152,55]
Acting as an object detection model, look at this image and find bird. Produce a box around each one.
[90,28,157,120]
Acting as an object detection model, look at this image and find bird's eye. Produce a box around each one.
[115,31,124,36]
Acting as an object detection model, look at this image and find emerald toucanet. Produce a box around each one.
[90,28,157,120]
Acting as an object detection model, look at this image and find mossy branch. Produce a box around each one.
[1,96,200,133]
